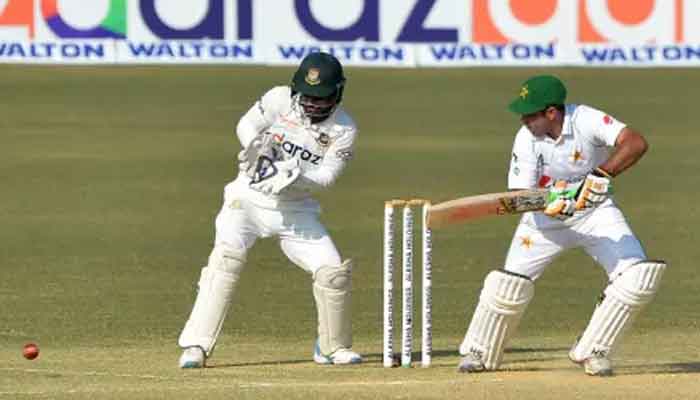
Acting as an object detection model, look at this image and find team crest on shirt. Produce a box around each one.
[569,150,585,163]
[305,68,321,85]
[317,132,330,146]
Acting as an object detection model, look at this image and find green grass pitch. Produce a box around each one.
[1,65,699,399]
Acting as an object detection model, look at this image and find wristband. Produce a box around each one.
[593,167,613,179]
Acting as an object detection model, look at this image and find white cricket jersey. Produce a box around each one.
[230,86,357,210]
[508,104,626,229]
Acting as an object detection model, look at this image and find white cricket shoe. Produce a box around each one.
[582,354,613,377]
[457,351,486,373]
[568,340,613,377]
[179,346,206,369]
[313,341,362,365]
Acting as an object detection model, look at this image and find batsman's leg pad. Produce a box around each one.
[459,270,535,370]
[313,259,353,355]
[570,260,666,362]
[178,245,246,355]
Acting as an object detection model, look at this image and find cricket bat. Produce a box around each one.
[426,189,548,229]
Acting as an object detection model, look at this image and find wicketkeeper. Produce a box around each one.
[458,75,666,376]
[178,52,362,368]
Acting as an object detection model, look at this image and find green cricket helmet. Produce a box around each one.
[508,75,567,115]
[291,52,346,121]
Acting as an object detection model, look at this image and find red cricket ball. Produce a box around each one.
[23,343,39,360]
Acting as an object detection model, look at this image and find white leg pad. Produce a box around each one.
[313,259,353,355]
[178,245,246,355]
[570,260,666,362]
[459,270,535,370]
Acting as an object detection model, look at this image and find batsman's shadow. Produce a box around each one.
[506,361,700,375]
[206,347,574,369]
[365,346,567,363]
[362,349,457,361]
[616,361,700,376]
[505,346,569,354]
[206,359,311,368]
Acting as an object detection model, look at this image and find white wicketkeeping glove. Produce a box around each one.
[238,132,280,178]
[249,157,301,195]
[543,181,578,220]
[574,168,613,210]
[237,148,254,177]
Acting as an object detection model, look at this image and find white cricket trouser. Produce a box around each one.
[215,182,342,274]
[504,202,646,280]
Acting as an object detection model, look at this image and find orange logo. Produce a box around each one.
[0,0,34,37]
[472,0,684,44]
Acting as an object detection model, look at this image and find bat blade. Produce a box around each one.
[426,189,548,229]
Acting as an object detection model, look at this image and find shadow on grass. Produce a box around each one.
[505,346,569,354]
[365,346,569,366]
[512,361,700,376]
[207,359,311,368]
[206,346,589,369]
[494,359,700,376]
[617,361,700,375]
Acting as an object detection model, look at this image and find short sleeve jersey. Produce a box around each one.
[507,104,626,227]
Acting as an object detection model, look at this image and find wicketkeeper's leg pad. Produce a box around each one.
[178,245,246,355]
[459,269,535,370]
[313,259,353,355]
[570,260,666,362]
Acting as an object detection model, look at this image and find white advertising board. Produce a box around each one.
[0,0,699,67]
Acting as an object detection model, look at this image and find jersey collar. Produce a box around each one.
[562,103,575,137]
[549,104,574,144]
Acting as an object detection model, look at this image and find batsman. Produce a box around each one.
[177,52,362,368]
[457,75,666,376]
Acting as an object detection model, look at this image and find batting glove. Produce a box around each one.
[544,181,578,220]
[574,168,613,210]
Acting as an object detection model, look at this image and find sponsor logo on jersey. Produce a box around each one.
[280,140,322,165]
[272,133,284,144]
[603,115,613,125]
[538,175,552,188]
